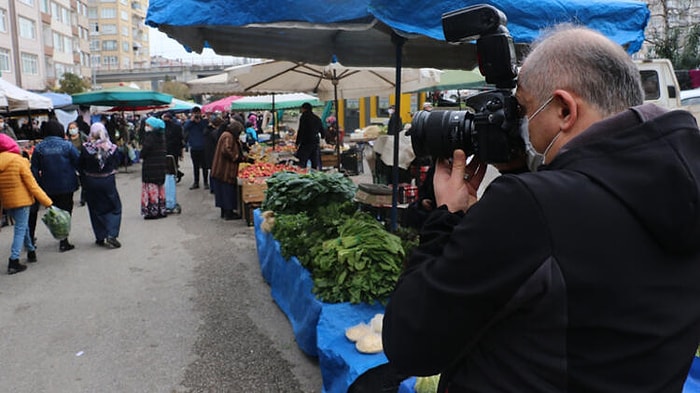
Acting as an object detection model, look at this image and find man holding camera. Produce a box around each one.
[383,25,700,392]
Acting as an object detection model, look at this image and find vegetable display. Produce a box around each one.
[261,171,357,215]
[311,217,404,304]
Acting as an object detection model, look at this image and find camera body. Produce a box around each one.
[410,4,523,163]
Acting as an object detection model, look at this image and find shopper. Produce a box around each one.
[183,107,208,189]
[31,119,80,252]
[78,122,122,249]
[0,133,52,274]
[210,120,244,220]
[139,117,168,219]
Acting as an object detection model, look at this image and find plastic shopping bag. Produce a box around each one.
[41,206,71,240]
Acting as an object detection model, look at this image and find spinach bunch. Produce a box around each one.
[261,171,357,215]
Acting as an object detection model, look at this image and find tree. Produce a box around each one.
[56,72,91,94]
[161,80,192,100]
[645,0,700,70]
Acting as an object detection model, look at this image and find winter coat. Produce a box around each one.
[210,130,241,185]
[164,120,184,158]
[202,123,220,170]
[0,152,52,209]
[139,131,167,185]
[383,104,700,393]
[296,111,324,147]
[31,136,80,195]
[183,118,207,150]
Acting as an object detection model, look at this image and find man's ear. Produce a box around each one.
[552,89,577,132]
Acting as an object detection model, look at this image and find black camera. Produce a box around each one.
[410,4,522,163]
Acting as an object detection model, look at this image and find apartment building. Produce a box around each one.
[87,0,149,74]
[0,0,91,90]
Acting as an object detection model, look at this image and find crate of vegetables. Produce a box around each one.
[241,177,268,203]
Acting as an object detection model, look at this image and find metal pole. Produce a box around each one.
[390,32,406,232]
[333,70,340,171]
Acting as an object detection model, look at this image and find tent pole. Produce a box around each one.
[272,93,276,150]
[390,32,406,233]
[333,69,340,171]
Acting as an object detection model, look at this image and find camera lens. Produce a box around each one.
[410,110,474,159]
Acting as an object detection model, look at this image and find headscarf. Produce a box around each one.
[145,117,165,133]
[0,133,20,154]
[83,122,117,170]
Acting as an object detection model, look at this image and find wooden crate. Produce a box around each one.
[241,179,268,203]
[244,202,262,226]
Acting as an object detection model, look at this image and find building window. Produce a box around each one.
[122,26,129,36]
[88,7,97,18]
[19,17,36,40]
[40,0,50,13]
[53,32,65,52]
[55,63,67,80]
[101,24,117,34]
[91,55,101,69]
[0,48,11,73]
[90,22,99,33]
[19,0,34,5]
[0,9,6,33]
[21,53,39,75]
[122,41,129,52]
[102,40,117,50]
[120,10,128,21]
[103,55,118,69]
[100,8,116,18]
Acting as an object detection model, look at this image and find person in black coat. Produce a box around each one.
[295,102,324,169]
[162,112,185,182]
[139,117,167,219]
[202,116,223,190]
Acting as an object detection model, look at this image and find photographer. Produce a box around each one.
[383,25,700,392]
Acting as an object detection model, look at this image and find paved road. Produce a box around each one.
[0,156,323,393]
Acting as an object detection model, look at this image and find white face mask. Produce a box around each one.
[145,126,153,133]
[519,96,561,172]
[68,127,79,136]
[387,108,395,115]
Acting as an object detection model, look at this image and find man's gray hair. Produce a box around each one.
[518,24,644,117]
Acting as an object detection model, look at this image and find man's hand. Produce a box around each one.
[433,149,487,213]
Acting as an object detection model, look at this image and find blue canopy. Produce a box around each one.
[146,0,649,69]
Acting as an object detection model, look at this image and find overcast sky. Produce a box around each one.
[148,27,241,64]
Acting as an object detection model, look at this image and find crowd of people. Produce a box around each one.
[0,104,270,275]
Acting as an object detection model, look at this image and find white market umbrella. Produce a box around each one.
[0,78,53,112]
[189,59,441,101]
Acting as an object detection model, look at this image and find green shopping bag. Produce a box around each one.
[41,206,71,240]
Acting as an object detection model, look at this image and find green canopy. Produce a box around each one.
[412,69,488,92]
[72,86,173,107]
[230,93,321,111]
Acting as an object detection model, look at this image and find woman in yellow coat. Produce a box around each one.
[0,134,52,274]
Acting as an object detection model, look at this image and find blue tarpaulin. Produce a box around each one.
[254,209,389,392]
[146,0,649,69]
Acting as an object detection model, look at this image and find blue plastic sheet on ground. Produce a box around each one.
[254,209,321,356]
[254,209,392,392]
[317,302,388,393]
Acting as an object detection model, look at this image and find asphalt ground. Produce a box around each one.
[0,154,323,393]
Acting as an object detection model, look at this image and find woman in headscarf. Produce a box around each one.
[0,133,53,274]
[210,120,244,220]
[139,117,167,219]
[78,122,122,249]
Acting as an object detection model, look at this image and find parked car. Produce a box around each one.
[680,88,700,106]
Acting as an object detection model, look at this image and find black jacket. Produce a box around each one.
[296,110,324,146]
[383,104,700,392]
[164,119,184,158]
[140,131,167,184]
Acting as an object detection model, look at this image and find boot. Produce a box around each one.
[27,250,37,263]
[223,209,235,221]
[8,258,27,274]
[59,239,75,252]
